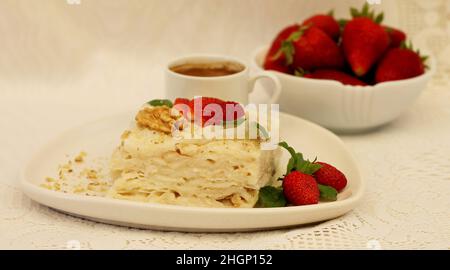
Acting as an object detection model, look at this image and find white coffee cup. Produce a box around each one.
[165,54,281,104]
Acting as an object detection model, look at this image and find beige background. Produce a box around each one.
[0,0,449,249]
[0,0,422,108]
[1,0,447,107]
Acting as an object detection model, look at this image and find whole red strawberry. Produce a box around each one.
[304,69,367,86]
[384,26,406,48]
[375,46,426,83]
[278,142,323,206]
[283,171,319,205]
[313,162,347,192]
[277,26,344,71]
[302,14,340,40]
[264,24,300,73]
[343,17,389,77]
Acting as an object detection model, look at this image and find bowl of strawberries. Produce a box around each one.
[251,4,434,132]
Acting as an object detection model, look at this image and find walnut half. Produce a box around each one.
[135,106,179,134]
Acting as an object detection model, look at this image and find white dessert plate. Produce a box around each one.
[20,111,363,232]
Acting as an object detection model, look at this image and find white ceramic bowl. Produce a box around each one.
[251,46,434,132]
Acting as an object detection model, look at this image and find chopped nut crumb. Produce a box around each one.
[45,177,55,183]
[121,130,131,140]
[40,183,52,190]
[73,186,86,193]
[42,152,111,197]
[74,151,87,163]
[85,169,98,180]
[54,183,61,191]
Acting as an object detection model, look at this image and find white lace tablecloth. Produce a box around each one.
[0,0,449,249]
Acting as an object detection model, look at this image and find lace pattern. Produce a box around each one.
[0,0,449,249]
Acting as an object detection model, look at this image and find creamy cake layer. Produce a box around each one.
[108,127,279,208]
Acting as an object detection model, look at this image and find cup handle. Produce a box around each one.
[248,72,282,104]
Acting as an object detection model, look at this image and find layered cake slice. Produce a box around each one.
[107,98,280,208]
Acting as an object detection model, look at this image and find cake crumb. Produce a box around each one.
[121,130,131,140]
[73,185,86,193]
[82,169,98,180]
[42,152,112,197]
[74,151,87,163]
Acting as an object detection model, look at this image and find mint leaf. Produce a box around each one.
[256,186,287,208]
[278,141,296,158]
[278,141,322,175]
[286,156,296,176]
[318,184,338,201]
[279,141,298,174]
[147,99,173,108]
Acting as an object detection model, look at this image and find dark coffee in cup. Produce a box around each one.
[170,62,244,77]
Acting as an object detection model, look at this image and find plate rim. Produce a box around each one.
[20,111,364,229]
